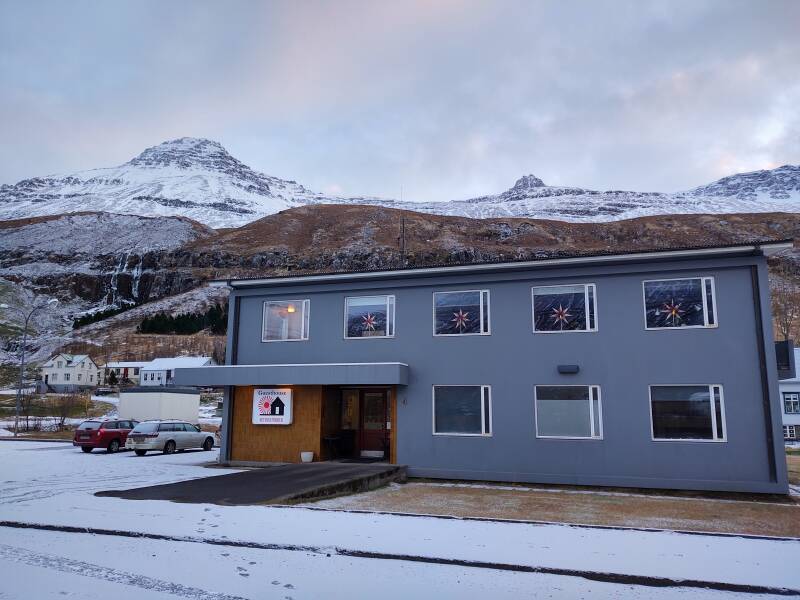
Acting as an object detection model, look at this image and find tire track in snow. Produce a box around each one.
[0,543,250,600]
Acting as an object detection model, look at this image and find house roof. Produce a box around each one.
[45,353,94,367]
[105,361,149,369]
[142,357,213,371]
[208,239,793,290]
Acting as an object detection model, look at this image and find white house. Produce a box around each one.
[139,356,214,387]
[102,361,148,386]
[778,348,800,442]
[40,353,100,392]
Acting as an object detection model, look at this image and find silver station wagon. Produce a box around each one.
[126,420,215,456]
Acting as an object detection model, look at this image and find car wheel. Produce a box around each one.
[163,440,176,455]
[202,437,214,451]
[81,446,93,453]
[134,449,147,456]
[107,439,120,453]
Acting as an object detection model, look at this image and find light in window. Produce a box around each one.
[263,299,310,341]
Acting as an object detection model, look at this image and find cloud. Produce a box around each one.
[0,0,798,201]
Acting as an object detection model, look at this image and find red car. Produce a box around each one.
[73,419,139,453]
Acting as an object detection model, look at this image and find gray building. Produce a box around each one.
[175,241,791,494]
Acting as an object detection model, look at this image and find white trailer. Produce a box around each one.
[118,387,200,423]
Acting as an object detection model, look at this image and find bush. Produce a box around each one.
[137,302,228,335]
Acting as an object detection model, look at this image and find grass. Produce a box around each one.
[787,454,800,486]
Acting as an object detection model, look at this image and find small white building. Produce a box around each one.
[778,348,800,442]
[118,387,201,422]
[40,353,100,392]
[102,361,148,386]
[139,356,214,387]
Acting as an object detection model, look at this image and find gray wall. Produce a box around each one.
[227,253,788,493]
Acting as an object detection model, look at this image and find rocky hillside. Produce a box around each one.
[1,204,798,364]
[1,137,798,227]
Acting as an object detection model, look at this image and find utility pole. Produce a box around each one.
[0,298,58,436]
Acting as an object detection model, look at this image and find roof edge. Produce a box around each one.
[212,240,792,289]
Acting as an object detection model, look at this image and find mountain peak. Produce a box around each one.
[127,137,237,170]
[511,174,546,190]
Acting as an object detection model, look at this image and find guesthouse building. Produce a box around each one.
[175,241,791,494]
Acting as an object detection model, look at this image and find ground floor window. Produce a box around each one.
[433,385,491,436]
[535,385,602,439]
[785,425,798,440]
[650,385,726,441]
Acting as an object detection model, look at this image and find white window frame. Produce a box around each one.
[783,392,800,414]
[432,290,491,337]
[784,425,797,440]
[343,295,396,340]
[64,373,70,382]
[648,384,727,442]
[642,277,718,331]
[534,384,603,439]
[432,385,492,437]
[531,283,598,334]
[262,299,311,343]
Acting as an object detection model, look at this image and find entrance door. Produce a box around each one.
[359,390,388,458]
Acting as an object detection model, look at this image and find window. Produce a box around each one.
[433,290,490,336]
[785,425,797,440]
[89,374,94,382]
[532,284,597,333]
[57,361,63,368]
[650,385,726,441]
[263,299,310,342]
[643,277,717,329]
[433,385,491,435]
[784,393,800,414]
[134,368,139,375]
[345,295,395,338]
[535,385,602,439]
[77,374,82,382]
[64,373,70,382]
[51,373,57,382]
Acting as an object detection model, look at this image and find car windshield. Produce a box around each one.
[77,422,100,431]
[131,422,158,433]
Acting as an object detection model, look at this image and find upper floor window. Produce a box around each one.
[57,361,63,368]
[532,284,597,333]
[650,384,726,441]
[433,290,490,336]
[345,295,395,339]
[643,277,717,330]
[784,393,800,414]
[535,385,602,439]
[262,299,310,342]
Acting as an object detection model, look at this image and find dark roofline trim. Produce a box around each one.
[208,239,793,289]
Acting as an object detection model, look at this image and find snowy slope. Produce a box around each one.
[336,167,800,222]
[1,136,798,227]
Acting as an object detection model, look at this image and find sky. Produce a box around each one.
[0,0,798,202]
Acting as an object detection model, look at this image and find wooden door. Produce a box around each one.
[359,390,388,457]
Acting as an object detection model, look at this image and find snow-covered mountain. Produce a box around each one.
[0,138,384,228]
[1,137,799,227]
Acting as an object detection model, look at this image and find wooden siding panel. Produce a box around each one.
[230,385,322,462]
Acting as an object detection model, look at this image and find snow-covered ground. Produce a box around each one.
[0,441,798,598]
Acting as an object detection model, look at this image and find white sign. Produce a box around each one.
[252,388,293,425]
